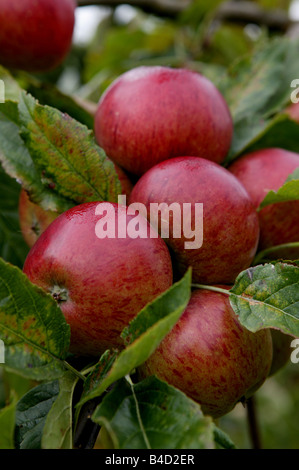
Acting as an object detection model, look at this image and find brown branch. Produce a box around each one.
[246,395,262,450]
[76,0,298,33]
[73,398,101,449]
[76,0,191,16]
[215,1,291,32]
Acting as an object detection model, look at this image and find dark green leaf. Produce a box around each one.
[92,376,215,449]
[0,167,29,268]
[15,380,59,449]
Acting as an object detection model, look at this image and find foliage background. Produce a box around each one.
[1,0,299,449]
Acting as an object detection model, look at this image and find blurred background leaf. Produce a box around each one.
[0,167,29,268]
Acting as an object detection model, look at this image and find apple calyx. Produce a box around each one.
[30,218,41,237]
[51,285,69,304]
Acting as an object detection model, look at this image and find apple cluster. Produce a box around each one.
[18,64,299,419]
[2,0,297,418]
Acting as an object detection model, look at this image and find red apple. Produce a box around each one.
[129,156,260,284]
[18,189,59,248]
[0,0,76,73]
[112,163,133,199]
[138,288,273,419]
[228,147,299,258]
[23,201,173,356]
[94,66,233,176]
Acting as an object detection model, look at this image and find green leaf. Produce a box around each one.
[0,100,72,213]
[92,376,215,449]
[259,167,299,209]
[18,91,122,206]
[0,258,71,380]
[78,269,192,407]
[0,167,29,268]
[41,371,78,449]
[0,391,17,449]
[15,380,59,449]
[229,263,299,337]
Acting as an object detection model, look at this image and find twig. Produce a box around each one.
[73,398,101,449]
[215,1,291,32]
[76,0,191,16]
[246,395,262,449]
[76,0,298,32]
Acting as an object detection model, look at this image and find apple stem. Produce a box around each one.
[62,360,86,382]
[192,284,231,296]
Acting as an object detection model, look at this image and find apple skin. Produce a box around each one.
[94,66,233,176]
[0,0,76,73]
[138,288,273,419]
[18,189,59,248]
[129,156,260,285]
[23,201,173,357]
[228,148,299,258]
[112,163,133,199]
